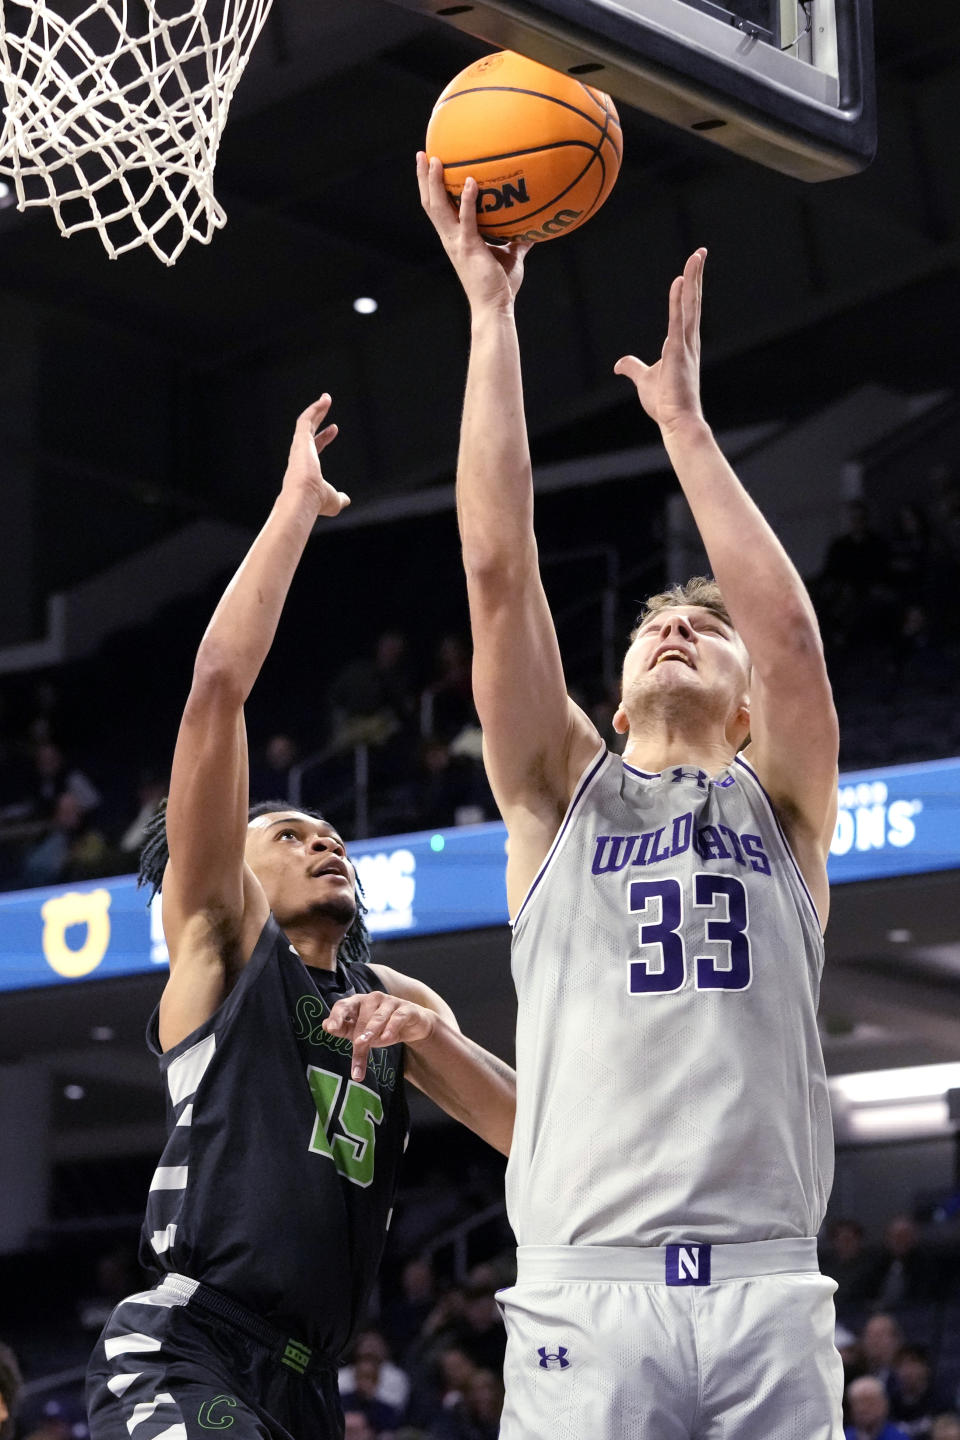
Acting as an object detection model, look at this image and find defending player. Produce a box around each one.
[86,395,516,1440]
[418,152,843,1439]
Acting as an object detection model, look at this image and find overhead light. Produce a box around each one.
[0,180,13,208]
[829,1063,960,1144]
[353,296,378,315]
[63,1084,86,1100]
[90,1024,115,1041]
[831,1062,960,1105]
[886,928,912,943]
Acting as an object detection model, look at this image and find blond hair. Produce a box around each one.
[630,576,732,644]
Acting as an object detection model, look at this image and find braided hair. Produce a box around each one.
[137,796,371,968]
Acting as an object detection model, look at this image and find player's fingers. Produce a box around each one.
[376,1004,420,1046]
[300,393,332,431]
[683,249,704,346]
[322,997,360,1034]
[458,177,481,238]
[613,355,649,383]
[313,422,338,454]
[415,150,430,208]
[350,1005,395,1078]
[425,155,458,231]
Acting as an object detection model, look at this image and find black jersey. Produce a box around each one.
[139,914,409,1357]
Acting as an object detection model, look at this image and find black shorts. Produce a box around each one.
[86,1273,343,1440]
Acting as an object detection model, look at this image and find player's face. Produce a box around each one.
[617,606,751,739]
[244,811,357,930]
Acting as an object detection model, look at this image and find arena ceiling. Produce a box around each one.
[0,0,958,560]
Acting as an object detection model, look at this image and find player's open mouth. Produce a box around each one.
[311,862,350,880]
[651,647,694,669]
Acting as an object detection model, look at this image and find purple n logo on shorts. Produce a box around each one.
[665,1244,711,1285]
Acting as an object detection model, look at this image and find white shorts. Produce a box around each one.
[497,1239,843,1440]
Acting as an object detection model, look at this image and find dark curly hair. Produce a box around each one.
[137,797,370,967]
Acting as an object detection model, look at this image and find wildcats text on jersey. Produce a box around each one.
[591,766,771,878]
[592,818,771,876]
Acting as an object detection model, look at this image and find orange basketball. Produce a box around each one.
[425,50,622,244]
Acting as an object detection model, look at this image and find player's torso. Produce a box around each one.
[141,916,409,1354]
[506,749,833,1248]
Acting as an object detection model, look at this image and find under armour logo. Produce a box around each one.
[537,1346,570,1369]
[671,766,708,788]
[665,1243,712,1286]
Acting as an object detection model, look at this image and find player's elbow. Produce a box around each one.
[188,653,247,712]
[756,610,827,684]
[461,533,539,591]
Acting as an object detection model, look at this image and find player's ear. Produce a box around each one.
[612,704,629,735]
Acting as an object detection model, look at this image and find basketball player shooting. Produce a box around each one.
[85,395,516,1440]
[419,151,843,1439]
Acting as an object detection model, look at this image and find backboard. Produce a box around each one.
[384,0,876,181]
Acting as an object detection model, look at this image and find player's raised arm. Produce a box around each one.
[417,154,601,911]
[159,397,350,1048]
[615,251,838,920]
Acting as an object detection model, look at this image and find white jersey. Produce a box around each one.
[505,748,834,1248]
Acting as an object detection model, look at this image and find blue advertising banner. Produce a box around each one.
[1,757,958,993]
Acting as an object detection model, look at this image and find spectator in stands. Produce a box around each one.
[891,1345,953,1438]
[817,499,894,657]
[440,1279,505,1375]
[836,1322,866,1392]
[339,1354,403,1435]
[862,1314,906,1401]
[339,1329,410,1418]
[343,1410,378,1440]
[889,504,932,601]
[382,1257,438,1362]
[329,630,418,750]
[821,499,893,594]
[422,634,475,741]
[77,1245,144,1335]
[248,732,300,804]
[871,1216,942,1309]
[931,1418,960,1440]
[845,1375,911,1440]
[893,605,946,695]
[822,1218,882,1319]
[415,738,489,830]
[118,772,167,859]
[428,1366,504,1440]
[0,1341,22,1440]
[22,790,110,886]
[29,740,100,820]
[434,1345,479,1416]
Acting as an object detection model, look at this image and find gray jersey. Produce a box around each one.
[505,748,833,1248]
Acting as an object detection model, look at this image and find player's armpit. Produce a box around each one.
[158,863,269,1051]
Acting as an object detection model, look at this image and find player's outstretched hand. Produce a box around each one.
[614,248,707,437]
[282,394,351,517]
[323,990,437,1080]
[417,151,532,314]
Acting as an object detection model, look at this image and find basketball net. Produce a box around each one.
[0,0,273,263]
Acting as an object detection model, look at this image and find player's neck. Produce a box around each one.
[283,922,343,972]
[621,720,736,778]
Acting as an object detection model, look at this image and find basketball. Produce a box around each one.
[425,50,622,244]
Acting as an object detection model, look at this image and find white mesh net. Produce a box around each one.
[0,0,273,262]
